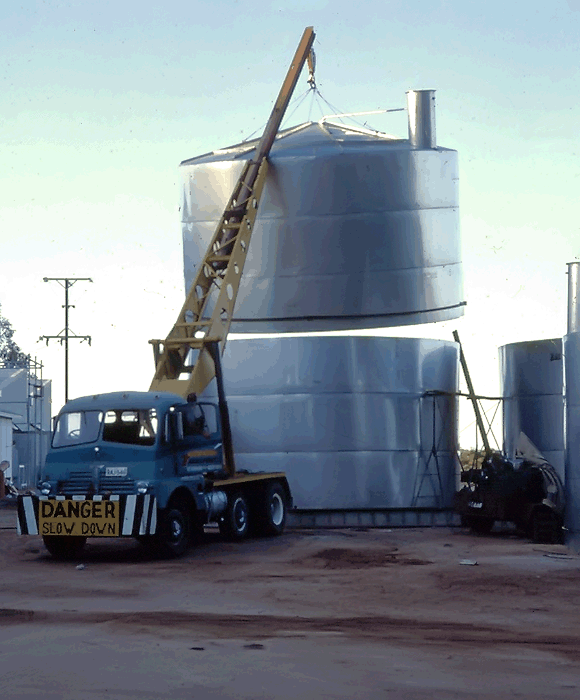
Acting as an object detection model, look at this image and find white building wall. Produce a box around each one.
[0,413,14,481]
[0,370,27,427]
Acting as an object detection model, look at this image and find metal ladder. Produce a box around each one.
[149,157,269,398]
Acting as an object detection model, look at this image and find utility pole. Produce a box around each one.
[40,277,92,403]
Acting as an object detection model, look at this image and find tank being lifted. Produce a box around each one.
[181,90,464,332]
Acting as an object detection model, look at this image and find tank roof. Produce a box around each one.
[180,121,438,167]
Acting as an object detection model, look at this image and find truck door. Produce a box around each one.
[172,403,223,475]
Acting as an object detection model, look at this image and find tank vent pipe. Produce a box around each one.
[568,262,580,334]
[406,89,436,149]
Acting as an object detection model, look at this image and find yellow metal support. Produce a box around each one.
[149,27,316,399]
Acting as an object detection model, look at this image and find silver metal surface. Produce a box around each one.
[181,118,464,333]
[564,333,580,548]
[204,490,228,520]
[568,262,580,334]
[201,336,459,509]
[407,90,436,149]
[499,339,564,481]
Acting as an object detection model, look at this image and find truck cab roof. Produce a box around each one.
[61,391,187,414]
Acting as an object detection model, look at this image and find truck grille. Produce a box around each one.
[59,471,91,495]
[58,471,136,495]
[99,476,136,494]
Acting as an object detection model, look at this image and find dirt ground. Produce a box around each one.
[2,506,580,699]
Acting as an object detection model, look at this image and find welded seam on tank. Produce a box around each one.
[233,450,457,456]
[237,262,464,281]
[189,204,459,226]
[207,393,451,400]
[230,301,466,325]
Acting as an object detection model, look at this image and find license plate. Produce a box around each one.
[105,466,128,477]
[468,501,483,509]
[39,499,119,537]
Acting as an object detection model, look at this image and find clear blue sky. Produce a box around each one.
[1,0,579,446]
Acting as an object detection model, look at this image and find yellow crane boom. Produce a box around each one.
[149,27,316,399]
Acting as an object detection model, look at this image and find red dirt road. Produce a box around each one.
[2,508,580,699]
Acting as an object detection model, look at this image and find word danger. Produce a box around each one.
[39,499,118,537]
[40,499,116,519]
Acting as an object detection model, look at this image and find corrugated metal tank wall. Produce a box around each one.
[499,339,564,481]
[201,337,459,510]
[565,263,580,548]
[564,332,580,547]
[181,121,464,332]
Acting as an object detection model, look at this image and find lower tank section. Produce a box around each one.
[499,339,564,481]
[202,336,459,510]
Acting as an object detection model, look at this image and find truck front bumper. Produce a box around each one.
[17,494,157,537]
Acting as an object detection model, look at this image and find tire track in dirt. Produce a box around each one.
[2,608,580,660]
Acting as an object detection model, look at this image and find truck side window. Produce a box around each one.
[182,404,207,437]
[102,409,158,446]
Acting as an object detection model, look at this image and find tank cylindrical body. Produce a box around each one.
[181,121,464,332]
[499,339,564,481]
[564,332,580,548]
[201,336,459,510]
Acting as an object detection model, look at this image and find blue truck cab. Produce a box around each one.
[17,390,291,559]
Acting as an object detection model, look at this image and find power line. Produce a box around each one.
[39,277,92,403]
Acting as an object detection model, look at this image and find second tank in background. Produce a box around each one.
[500,339,564,481]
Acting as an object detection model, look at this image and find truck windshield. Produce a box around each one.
[52,408,159,448]
[52,411,103,448]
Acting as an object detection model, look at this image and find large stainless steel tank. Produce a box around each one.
[181,92,464,332]
[202,336,459,509]
[499,339,564,481]
[565,264,580,549]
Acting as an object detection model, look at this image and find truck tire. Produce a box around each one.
[469,517,494,535]
[155,507,190,558]
[219,492,250,541]
[528,508,562,544]
[255,482,287,537]
[42,536,87,560]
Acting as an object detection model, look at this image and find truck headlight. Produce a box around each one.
[136,481,150,495]
[39,481,52,496]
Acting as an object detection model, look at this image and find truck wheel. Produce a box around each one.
[190,511,206,545]
[219,492,250,541]
[460,515,474,528]
[156,507,190,558]
[470,517,494,535]
[42,536,87,560]
[255,482,287,537]
[529,509,562,544]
